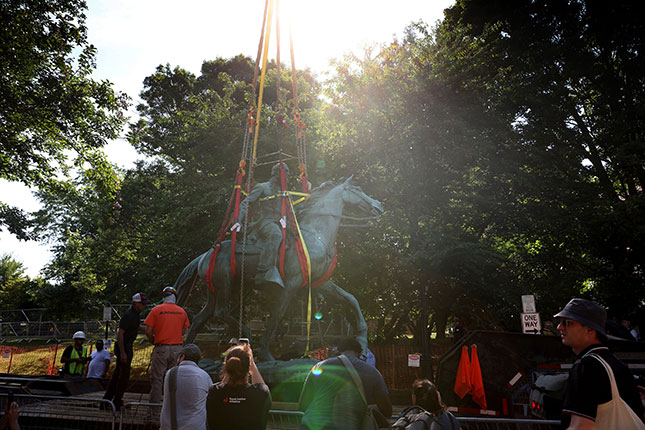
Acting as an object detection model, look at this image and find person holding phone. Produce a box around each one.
[206,342,271,429]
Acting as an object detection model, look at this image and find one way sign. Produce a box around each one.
[521,312,542,335]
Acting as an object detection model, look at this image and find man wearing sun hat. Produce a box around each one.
[103,292,150,410]
[555,298,644,428]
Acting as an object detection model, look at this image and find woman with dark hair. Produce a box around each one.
[393,379,460,429]
[206,344,271,430]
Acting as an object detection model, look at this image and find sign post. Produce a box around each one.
[521,295,541,334]
[103,306,112,340]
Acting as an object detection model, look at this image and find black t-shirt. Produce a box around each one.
[116,306,140,355]
[206,382,271,430]
[562,345,644,426]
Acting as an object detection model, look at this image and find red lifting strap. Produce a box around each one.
[205,165,246,294]
[307,247,338,289]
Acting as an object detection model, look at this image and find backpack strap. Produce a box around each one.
[417,409,436,430]
[338,354,369,406]
[168,366,179,430]
[394,407,436,430]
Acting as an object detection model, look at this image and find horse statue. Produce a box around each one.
[173,177,384,361]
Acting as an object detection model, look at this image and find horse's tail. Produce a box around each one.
[174,253,203,307]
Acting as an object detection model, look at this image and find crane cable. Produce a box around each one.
[238,0,314,352]
[239,0,275,338]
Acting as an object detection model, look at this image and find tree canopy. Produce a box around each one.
[5,0,645,341]
[0,0,128,238]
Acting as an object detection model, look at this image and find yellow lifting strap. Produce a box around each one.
[287,196,313,355]
[260,191,310,203]
[252,0,275,163]
[233,185,248,197]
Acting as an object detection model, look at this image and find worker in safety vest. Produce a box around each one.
[60,331,89,376]
[234,162,289,289]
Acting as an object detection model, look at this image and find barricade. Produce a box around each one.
[0,392,116,430]
[0,391,562,430]
[120,402,160,430]
[119,403,303,430]
[267,410,303,429]
[262,411,561,430]
[457,417,560,430]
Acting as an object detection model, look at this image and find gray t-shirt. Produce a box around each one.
[299,354,389,430]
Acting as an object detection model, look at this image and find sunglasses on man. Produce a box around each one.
[557,319,579,328]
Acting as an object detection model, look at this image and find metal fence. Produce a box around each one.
[0,320,118,340]
[458,417,561,430]
[262,411,561,430]
[119,402,160,430]
[267,410,303,429]
[118,403,304,430]
[0,391,562,430]
[0,392,116,430]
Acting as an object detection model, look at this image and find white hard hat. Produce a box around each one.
[162,285,177,297]
[73,331,86,340]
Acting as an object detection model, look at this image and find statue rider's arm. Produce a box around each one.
[237,183,265,223]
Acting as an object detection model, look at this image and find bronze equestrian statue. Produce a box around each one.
[174,177,384,361]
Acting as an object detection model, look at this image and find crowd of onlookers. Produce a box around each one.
[604,309,642,342]
[160,337,460,430]
[47,285,460,429]
[4,293,644,429]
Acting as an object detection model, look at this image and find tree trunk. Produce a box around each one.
[435,307,448,340]
[572,110,617,200]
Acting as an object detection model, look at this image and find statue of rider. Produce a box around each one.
[236,162,289,289]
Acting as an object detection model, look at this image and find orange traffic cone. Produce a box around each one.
[454,345,472,398]
[470,344,487,410]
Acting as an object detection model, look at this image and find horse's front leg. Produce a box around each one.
[212,280,252,342]
[318,280,369,355]
[258,287,299,362]
[186,287,216,344]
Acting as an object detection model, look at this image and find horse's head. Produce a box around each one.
[340,176,384,218]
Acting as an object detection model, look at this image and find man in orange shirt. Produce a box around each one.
[144,286,190,404]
